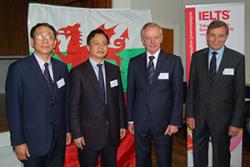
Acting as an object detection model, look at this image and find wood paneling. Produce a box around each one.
[0,0,111,56]
[29,0,111,8]
[0,0,29,56]
[161,28,174,53]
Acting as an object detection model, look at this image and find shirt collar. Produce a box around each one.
[209,46,225,57]
[34,53,51,69]
[89,57,104,69]
[147,49,160,60]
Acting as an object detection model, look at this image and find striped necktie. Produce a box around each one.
[148,56,155,84]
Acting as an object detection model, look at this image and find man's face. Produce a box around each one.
[87,34,108,61]
[142,27,163,55]
[206,26,228,50]
[30,26,56,56]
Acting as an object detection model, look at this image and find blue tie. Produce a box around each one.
[148,56,155,84]
[97,64,105,100]
[44,63,54,100]
[209,51,217,86]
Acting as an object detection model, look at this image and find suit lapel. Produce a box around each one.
[200,49,210,88]
[213,47,229,86]
[51,58,59,90]
[152,50,167,84]
[30,55,50,95]
[104,62,112,103]
[138,53,148,84]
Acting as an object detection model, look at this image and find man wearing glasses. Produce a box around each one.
[5,23,71,167]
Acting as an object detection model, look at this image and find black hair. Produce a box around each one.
[207,20,229,35]
[30,23,57,39]
[86,29,109,45]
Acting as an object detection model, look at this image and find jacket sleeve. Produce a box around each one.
[230,54,245,128]
[170,56,184,126]
[117,67,127,129]
[126,60,135,122]
[5,62,25,146]
[68,69,82,139]
[185,54,197,118]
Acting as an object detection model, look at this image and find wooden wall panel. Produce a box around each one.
[0,0,29,56]
[30,0,111,8]
[0,0,111,56]
[161,28,174,53]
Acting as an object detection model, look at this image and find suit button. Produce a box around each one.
[106,121,109,125]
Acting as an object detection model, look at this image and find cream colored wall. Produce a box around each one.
[113,0,250,83]
[113,0,181,56]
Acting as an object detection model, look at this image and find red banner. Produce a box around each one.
[64,132,136,167]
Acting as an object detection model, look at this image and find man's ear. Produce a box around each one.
[53,39,56,49]
[141,39,145,47]
[87,45,90,52]
[30,38,34,48]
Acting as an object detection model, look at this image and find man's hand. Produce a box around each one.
[120,128,126,139]
[66,132,72,145]
[228,126,241,137]
[186,117,195,130]
[15,143,30,160]
[128,122,134,135]
[164,125,179,136]
[73,137,85,150]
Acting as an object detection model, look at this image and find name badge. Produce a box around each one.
[57,78,65,88]
[158,73,169,80]
[110,79,118,88]
[223,68,234,76]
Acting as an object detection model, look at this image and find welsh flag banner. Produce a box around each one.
[28,3,151,92]
[28,3,152,167]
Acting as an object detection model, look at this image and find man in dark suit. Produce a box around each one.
[127,22,183,167]
[186,20,245,167]
[5,23,71,167]
[68,29,127,167]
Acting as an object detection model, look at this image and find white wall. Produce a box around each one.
[0,132,21,167]
[113,0,250,83]
[0,58,20,94]
[112,0,130,9]
[113,0,182,56]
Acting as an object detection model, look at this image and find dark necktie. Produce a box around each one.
[209,51,217,86]
[97,64,105,100]
[44,63,54,98]
[148,56,155,84]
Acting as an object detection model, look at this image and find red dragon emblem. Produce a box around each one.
[53,23,129,69]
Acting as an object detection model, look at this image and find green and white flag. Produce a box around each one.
[28,3,152,92]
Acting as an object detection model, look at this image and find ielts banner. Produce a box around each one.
[185,3,245,167]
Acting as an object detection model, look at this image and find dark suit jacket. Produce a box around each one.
[127,50,183,135]
[186,47,245,129]
[68,60,126,151]
[6,55,68,156]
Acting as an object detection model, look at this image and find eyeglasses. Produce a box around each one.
[34,33,55,41]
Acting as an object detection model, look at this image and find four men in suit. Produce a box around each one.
[186,20,245,167]
[6,23,71,167]
[127,22,184,167]
[68,29,127,167]
[5,20,246,166]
